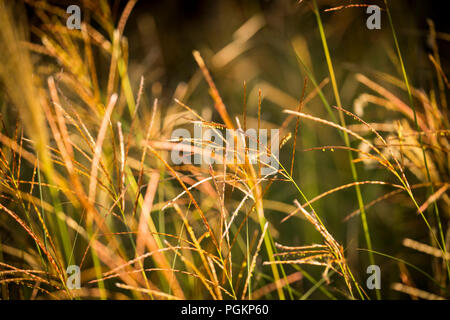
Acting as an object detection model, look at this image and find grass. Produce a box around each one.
[0,0,448,300]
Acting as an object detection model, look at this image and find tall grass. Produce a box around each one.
[0,0,448,300]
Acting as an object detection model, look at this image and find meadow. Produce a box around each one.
[0,0,448,300]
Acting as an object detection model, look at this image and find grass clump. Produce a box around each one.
[0,0,448,300]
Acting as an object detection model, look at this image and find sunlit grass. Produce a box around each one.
[0,0,448,300]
